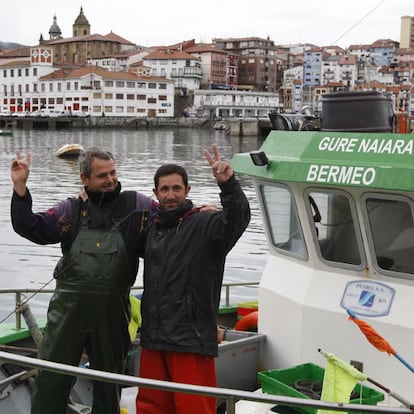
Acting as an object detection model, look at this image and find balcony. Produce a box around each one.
[170,67,202,79]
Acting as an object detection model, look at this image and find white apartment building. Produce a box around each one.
[0,46,175,117]
[193,89,279,119]
[143,49,202,91]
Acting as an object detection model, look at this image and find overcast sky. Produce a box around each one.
[1,0,412,49]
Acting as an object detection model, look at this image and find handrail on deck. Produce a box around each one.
[0,351,410,414]
[1,281,260,328]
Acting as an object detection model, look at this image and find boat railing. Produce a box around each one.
[0,350,410,414]
[0,281,260,328]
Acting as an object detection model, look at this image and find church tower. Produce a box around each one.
[48,14,62,40]
[73,6,90,37]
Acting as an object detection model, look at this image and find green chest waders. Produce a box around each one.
[32,226,131,414]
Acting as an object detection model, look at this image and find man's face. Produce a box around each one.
[154,173,190,211]
[81,158,118,192]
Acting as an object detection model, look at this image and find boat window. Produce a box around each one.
[308,191,362,266]
[365,196,414,276]
[260,184,307,258]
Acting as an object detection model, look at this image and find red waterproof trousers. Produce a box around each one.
[136,348,216,414]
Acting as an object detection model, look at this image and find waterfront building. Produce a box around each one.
[193,89,278,119]
[0,46,175,117]
[369,39,399,66]
[212,37,279,92]
[400,16,414,49]
[281,67,303,113]
[38,8,137,66]
[142,49,202,92]
[184,43,239,90]
[322,55,340,85]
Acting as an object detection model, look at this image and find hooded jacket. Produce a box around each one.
[140,175,250,357]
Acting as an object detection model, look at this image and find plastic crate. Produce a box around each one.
[258,362,384,414]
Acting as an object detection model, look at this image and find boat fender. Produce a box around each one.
[234,310,258,331]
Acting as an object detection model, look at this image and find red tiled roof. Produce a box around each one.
[144,49,199,60]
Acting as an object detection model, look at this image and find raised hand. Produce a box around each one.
[11,150,31,196]
[204,144,233,184]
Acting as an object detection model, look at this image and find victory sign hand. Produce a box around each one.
[204,144,233,184]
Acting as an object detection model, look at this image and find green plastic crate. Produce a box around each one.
[258,362,384,414]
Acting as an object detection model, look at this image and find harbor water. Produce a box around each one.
[0,127,268,321]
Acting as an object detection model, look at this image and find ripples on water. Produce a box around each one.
[0,127,268,320]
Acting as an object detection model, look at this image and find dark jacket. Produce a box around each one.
[140,175,250,357]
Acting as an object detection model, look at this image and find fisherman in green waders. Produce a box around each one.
[10,148,157,414]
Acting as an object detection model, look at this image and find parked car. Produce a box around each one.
[11,111,30,117]
[39,108,64,117]
[71,110,90,117]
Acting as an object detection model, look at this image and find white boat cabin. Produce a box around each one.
[232,130,414,403]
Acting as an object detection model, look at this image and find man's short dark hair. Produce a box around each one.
[79,147,114,177]
[154,164,188,188]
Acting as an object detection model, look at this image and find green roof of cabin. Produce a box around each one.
[232,131,414,191]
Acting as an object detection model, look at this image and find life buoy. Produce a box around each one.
[234,310,258,331]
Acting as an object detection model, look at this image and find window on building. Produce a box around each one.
[105,93,113,99]
[33,68,37,76]
[49,83,53,92]
[138,82,146,88]
[127,81,135,88]
[105,81,114,87]
[104,106,113,113]
[66,82,71,91]
[137,94,146,100]
[116,81,125,88]
[116,93,124,100]
[148,83,156,89]
[159,83,167,89]
[158,95,167,101]
[25,68,29,76]
[147,97,157,103]
[126,94,134,100]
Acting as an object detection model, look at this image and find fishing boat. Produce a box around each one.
[228,92,414,412]
[0,130,13,137]
[55,143,84,158]
[213,122,227,131]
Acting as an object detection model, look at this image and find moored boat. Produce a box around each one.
[230,128,414,411]
[0,130,13,137]
[55,143,84,158]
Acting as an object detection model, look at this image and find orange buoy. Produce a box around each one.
[234,310,258,331]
